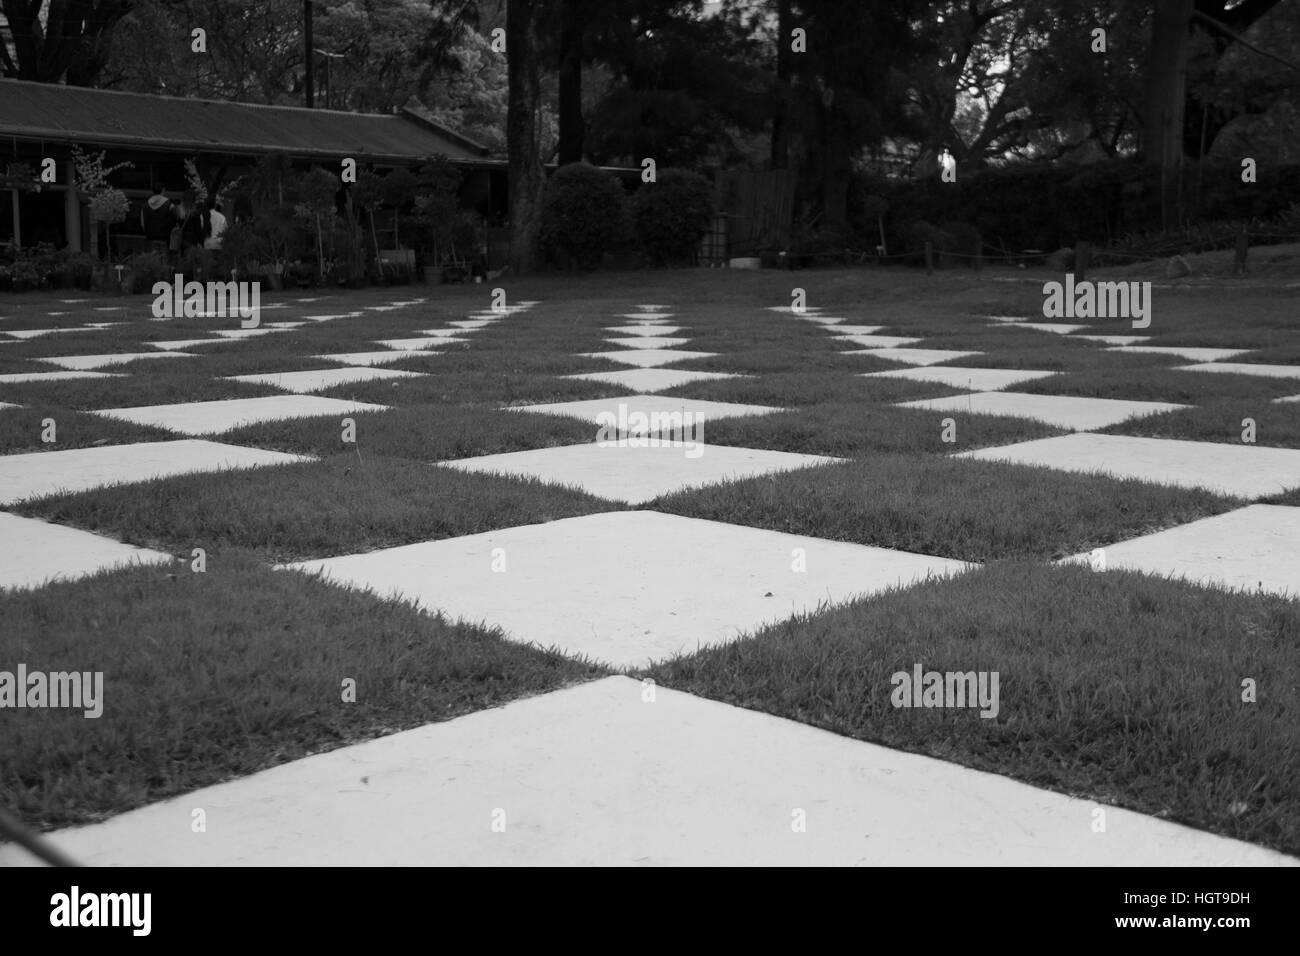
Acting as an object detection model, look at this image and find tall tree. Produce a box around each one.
[0,0,147,84]
[555,0,586,163]
[506,0,544,273]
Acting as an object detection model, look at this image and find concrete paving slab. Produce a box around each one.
[226,367,424,394]
[1,327,90,339]
[896,392,1187,431]
[209,329,291,340]
[0,370,124,384]
[998,323,1088,334]
[1275,394,1300,404]
[5,674,1289,866]
[602,337,692,350]
[0,512,174,590]
[958,434,1300,499]
[1107,346,1251,362]
[510,395,782,430]
[0,440,310,505]
[148,339,225,350]
[823,325,885,335]
[1178,362,1300,380]
[1062,505,1300,598]
[604,325,686,337]
[581,349,717,369]
[285,511,965,668]
[373,338,459,350]
[1072,335,1150,345]
[863,367,1059,391]
[449,320,497,329]
[313,350,431,367]
[302,313,362,321]
[37,352,196,370]
[92,396,390,436]
[566,368,743,392]
[833,334,925,348]
[846,348,982,366]
[439,442,837,505]
[618,313,676,320]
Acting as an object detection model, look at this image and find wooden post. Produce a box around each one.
[1074,241,1090,283]
[1235,226,1248,275]
[924,240,934,275]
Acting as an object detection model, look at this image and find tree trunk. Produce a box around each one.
[557,0,586,165]
[507,0,545,274]
[1143,0,1195,227]
[770,0,792,170]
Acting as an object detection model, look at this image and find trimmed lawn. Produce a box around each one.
[641,560,1300,856]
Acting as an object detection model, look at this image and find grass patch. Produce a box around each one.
[699,403,1062,457]
[0,554,606,831]
[221,403,596,459]
[640,560,1300,856]
[0,406,173,453]
[1101,400,1300,448]
[15,454,615,562]
[653,455,1235,562]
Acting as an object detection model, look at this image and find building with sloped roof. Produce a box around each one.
[0,79,506,254]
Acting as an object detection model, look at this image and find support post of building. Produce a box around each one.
[64,162,81,252]
[1074,241,1090,283]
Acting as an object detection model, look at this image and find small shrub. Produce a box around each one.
[631,168,714,266]
[540,162,629,270]
[122,250,172,292]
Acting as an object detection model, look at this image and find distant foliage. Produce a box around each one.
[539,162,629,270]
[630,169,714,266]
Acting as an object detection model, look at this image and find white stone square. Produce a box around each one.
[566,368,744,392]
[1107,346,1251,362]
[373,338,458,350]
[225,367,424,394]
[313,351,432,367]
[957,434,1300,499]
[0,512,174,590]
[1062,505,1300,598]
[37,352,196,370]
[863,367,1058,391]
[602,337,692,350]
[604,326,686,336]
[92,396,390,436]
[438,441,838,505]
[1177,362,1300,380]
[0,371,124,384]
[846,348,982,366]
[283,510,968,667]
[509,395,782,431]
[0,440,310,505]
[580,349,717,369]
[833,334,925,348]
[896,392,1186,431]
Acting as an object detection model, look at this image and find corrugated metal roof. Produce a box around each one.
[0,80,490,163]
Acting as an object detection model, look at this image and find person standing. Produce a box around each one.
[204,201,227,250]
[141,184,175,253]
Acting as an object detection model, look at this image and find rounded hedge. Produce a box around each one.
[539,162,629,270]
[631,168,714,266]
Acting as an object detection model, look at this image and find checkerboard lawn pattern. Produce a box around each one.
[2,273,1298,863]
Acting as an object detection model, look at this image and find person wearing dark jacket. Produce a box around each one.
[141,185,175,250]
